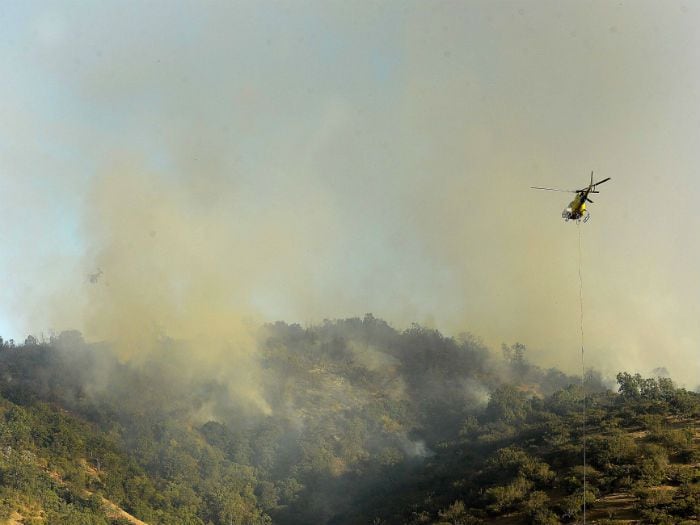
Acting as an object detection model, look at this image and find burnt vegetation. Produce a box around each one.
[0,318,698,524]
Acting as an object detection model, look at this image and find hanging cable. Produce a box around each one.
[577,221,586,524]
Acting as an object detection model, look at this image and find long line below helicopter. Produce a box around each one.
[531,171,611,223]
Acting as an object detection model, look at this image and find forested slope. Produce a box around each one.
[0,318,698,524]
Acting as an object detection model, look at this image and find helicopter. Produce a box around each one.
[531,171,611,222]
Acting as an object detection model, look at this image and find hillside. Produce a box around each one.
[0,319,698,524]
[346,376,700,524]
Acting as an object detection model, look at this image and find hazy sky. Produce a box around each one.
[2,1,699,385]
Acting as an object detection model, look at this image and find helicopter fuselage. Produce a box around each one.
[562,191,589,221]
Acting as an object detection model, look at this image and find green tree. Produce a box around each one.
[485,385,530,423]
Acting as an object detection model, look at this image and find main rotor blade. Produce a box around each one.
[530,186,577,192]
[586,197,594,203]
[593,177,611,186]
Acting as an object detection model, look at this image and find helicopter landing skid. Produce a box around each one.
[563,211,590,223]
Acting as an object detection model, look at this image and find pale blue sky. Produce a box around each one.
[2,1,699,385]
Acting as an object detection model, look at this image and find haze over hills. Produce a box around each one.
[3,2,700,524]
[3,1,700,387]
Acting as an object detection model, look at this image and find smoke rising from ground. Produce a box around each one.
[2,2,700,387]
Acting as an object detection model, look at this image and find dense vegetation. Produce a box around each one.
[0,317,698,524]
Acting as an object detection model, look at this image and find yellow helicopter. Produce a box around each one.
[531,171,611,222]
